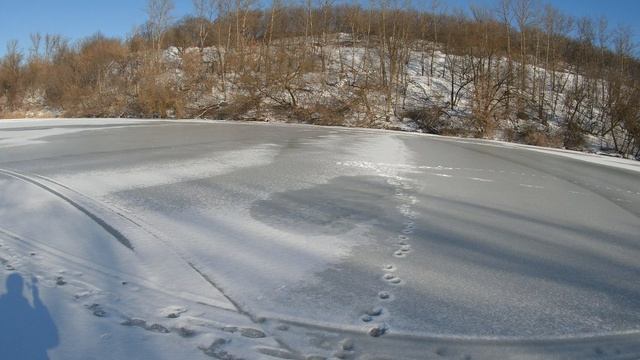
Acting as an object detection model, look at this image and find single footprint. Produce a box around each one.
[146,323,170,333]
[222,326,238,333]
[383,264,396,272]
[378,291,391,300]
[383,274,402,284]
[368,323,388,337]
[340,338,355,351]
[240,328,266,338]
[159,305,188,319]
[87,303,107,317]
[365,306,383,317]
[174,326,197,338]
[199,338,233,359]
[393,251,406,258]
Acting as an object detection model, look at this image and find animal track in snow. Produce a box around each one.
[369,177,419,338]
[121,318,170,334]
[239,327,267,338]
[382,274,403,284]
[86,303,108,317]
[365,306,384,317]
[361,315,373,322]
[199,338,234,359]
[383,264,396,272]
[159,305,188,319]
[368,323,388,337]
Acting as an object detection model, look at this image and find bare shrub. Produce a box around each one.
[402,106,447,134]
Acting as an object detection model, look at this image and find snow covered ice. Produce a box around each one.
[1,119,640,359]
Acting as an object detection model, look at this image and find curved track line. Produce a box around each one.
[262,311,640,347]
[0,168,236,309]
[0,168,134,250]
[0,168,298,356]
[23,171,249,314]
[0,227,235,313]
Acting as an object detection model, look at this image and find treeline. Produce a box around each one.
[1,0,639,157]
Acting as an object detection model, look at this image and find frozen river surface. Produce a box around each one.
[1,119,639,359]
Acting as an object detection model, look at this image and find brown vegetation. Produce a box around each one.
[1,0,639,158]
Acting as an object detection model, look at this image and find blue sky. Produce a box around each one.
[1,0,639,56]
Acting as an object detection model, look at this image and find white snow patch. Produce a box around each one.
[469,177,493,183]
[54,145,281,197]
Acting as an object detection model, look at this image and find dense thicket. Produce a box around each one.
[1,0,639,157]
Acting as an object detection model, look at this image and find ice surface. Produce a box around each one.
[0,119,639,359]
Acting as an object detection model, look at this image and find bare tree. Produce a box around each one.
[29,34,42,59]
[429,0,442,78]
[496,0,513,116]
[513,0,536,113]
[146,0,175,51]
[193,0,216,50]
[44,34,65,61]
[0,41,24,110]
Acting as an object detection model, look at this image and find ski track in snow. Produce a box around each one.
[0,170,303,360]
